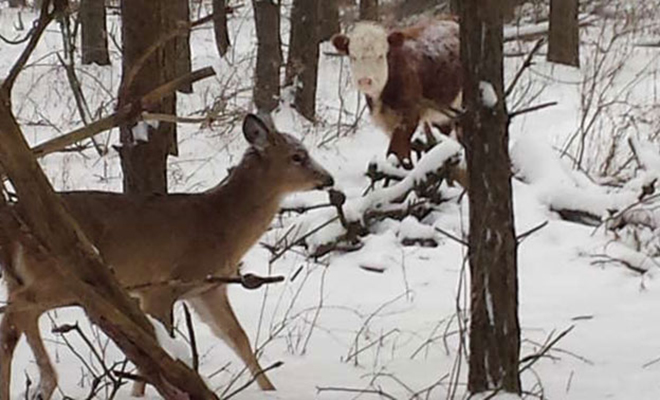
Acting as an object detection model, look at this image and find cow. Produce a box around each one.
[332,18,462,170]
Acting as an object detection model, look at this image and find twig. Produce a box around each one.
[505,38,545,98]
[182,304,199,372]
[316,386,398,400]
[434,226,468,247]
[1,0,56,98]
[509,101,558,119]
[516,220,549,243]
[221,361,284,400]
[519,325,575,374]
[28,67,215,159]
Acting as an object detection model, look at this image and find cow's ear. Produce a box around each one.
[332,34,350,55]
[387,31,405,48]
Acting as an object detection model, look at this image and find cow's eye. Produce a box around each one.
[378,55,384,60]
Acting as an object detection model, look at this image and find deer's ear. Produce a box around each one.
[243,114,271,151]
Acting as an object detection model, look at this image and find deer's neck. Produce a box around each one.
[206,150,284,234]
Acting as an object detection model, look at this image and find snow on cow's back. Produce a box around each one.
[405,19,460,61]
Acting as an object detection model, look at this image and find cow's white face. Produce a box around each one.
[346,23,389,98]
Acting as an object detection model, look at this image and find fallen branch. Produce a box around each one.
[29,66,215,160]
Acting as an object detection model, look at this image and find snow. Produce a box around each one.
[2,2,660,400]
[479,81,498,107]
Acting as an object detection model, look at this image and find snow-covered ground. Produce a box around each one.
[2,1,660,399]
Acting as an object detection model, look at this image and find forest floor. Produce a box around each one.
[2,1,660,399]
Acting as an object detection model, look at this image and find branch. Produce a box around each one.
[118,13,215,101]
[0,93,218,399]
[509,101,558,119]
[1,0,56,98]
[29,67,215,160]
[504,38,545,98]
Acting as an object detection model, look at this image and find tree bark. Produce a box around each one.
[0,93,219,400]
[285,0,320,121]
[459,0,521,394]
[213,0,231,57]
[8,0,27,8]
[359,0,378,21]
[80,0,110,65]
[173,0,193,93]
[118,0,178,195]
[252,0,281,113]
[319,0,340,42]
[548,0,580,67]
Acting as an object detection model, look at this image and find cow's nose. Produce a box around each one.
[358,77,372,87]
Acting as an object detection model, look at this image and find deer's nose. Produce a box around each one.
[317,174,334,189]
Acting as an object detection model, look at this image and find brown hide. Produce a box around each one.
[367,19,462,164]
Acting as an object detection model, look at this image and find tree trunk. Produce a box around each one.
[80,0,110,65]
[174,0,193,93]
[359,0,378,21]
[548,0,580,67]
[118,0,178,195]
[319,0,340,42]
[0,93,219,400]
[459,0,521,394]
[285,0,320,121]
[213,0,231,57]
[450,0,459,14]
[8,0,26,8]
[252,0,281,113]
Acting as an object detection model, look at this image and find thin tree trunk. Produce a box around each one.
[213,0,231,57]
[252,0,281,112]
[319,0,340,42]
[174,0,193,93]
[118,0,178,195]
[359,0,378,21]
[8,0,26,8]
[285,0,320,121]
[80,0,110,65]
[548,0,580,67]
[459,0,521,394]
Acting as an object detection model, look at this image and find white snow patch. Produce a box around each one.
[480,81,498,107]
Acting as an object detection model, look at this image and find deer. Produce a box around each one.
[0,113,335,400]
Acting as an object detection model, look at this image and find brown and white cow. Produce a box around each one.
[332,18,462,169]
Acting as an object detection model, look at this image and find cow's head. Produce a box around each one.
[332,22,405,98]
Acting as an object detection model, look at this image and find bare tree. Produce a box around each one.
[359,0,378,20]
[174,0,193,93]
[459,0,521,394]
[117,0,179,195]
[285,0,320,121]
[252,0,281,112]
[8,0,26,8]
[548,0,580,67]
[319,0,340,42]
[214,0,231,57]
[80,0,110,65]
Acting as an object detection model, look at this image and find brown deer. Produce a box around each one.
[0,114,334,400]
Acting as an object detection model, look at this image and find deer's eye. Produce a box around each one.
[291,153,306,164]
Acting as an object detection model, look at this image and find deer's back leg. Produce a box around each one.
[188,286,275,390]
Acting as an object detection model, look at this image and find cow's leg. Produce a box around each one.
[387,115,420,170]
